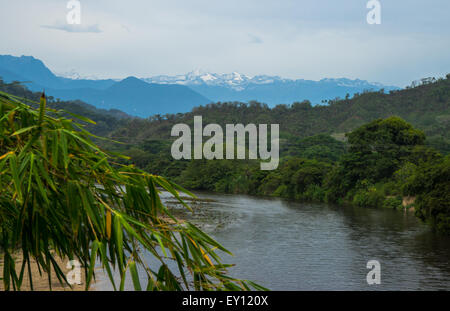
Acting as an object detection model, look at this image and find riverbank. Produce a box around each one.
[0,252,92,291]
[179,186,417,213]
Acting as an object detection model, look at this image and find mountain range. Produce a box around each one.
[0,55,400,117]
[143,70,400,106]
[0,55,211,117]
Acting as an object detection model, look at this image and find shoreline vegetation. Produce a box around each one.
[162,117,449,234]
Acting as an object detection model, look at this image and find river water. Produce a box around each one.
[97,191,450,291]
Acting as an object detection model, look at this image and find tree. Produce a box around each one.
[346,117,424,182]
[0,91,264,291]
[404,156,450,234]
[326,117,426,203]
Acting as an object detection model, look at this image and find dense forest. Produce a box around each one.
[1,75,449,234]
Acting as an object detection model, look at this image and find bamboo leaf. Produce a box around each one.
[10,125,37,137]
[87,241,100,289]
[106,210,112,239]
[129,261,142,291]
[62,110,96,124]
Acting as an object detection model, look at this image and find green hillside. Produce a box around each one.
[104,75,450,154]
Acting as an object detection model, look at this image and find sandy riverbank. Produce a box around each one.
[0,252,93,291]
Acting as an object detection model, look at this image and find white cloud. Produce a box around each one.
[0,0,449,86]
[41,22,102,33]
[248,34,263,44]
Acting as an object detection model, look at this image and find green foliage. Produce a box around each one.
[326,117,429,202]
[404,156,450,234]
[283,134,347,162]
[0,79,130,138]
[352,187,385,209]
[347,116,425,148]
[382,197,403,210]
[177,159,260,194]
[346,116,425,180]
[285,158,332,200]
[301,184,327,202]
[0,91,263,291]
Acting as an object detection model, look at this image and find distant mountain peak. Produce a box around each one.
[140,70,400,105]
[1,54,37,61]
[142,71,396,93]
[110,76,153,89]
[143,71,253,90]
[55,69,101,80]
[121,76,143,83]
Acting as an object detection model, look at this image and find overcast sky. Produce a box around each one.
[0,0,449,87]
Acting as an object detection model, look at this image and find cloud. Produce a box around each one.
[120,24,131,33]
[1,0,446,86]
[248,34,263,44]
[41,22,102,33]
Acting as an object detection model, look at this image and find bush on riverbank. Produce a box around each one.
[404,156,450,234]
[382,197,404,210]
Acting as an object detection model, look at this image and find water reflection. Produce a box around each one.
[94,191,450,291]
[194,192,450,290]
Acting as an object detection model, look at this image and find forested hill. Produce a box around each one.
[1,75,449,153]
[0,79,131,136]
[110,75,450,153]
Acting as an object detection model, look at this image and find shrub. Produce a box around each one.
[382,197,403,210]
[352,187,385,208]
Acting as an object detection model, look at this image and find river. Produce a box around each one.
[96,191,450,291]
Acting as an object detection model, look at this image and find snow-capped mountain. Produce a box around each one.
[143,70,256,91]
[143,70,304,91]
[143,71,387,89]
[55,69,104,81]
[142,71,400,105]
[53,68,399,105]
